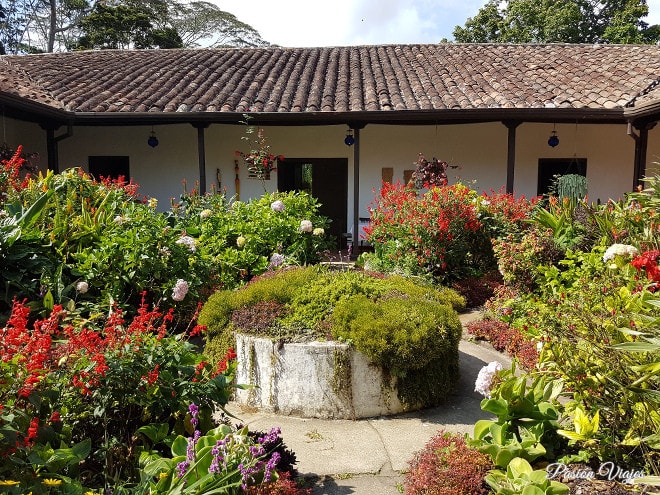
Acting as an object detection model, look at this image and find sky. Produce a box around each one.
[215,0,660,47]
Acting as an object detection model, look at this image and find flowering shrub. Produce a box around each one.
[176,190,334,289]
[404,430,492,495]
[491,226,563,292]
[476,187,539,241]
[0,296,237,489]
[0,145,30,205]
[365,181,494,282]
[498,246,660,470]
[631,249,660,285]
[141,407,283,494]
[1,162,333,327]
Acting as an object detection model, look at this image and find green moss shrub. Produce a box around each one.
[331,293,462,407]
[201,266,465,407]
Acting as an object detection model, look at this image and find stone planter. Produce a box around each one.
[234,333,413,419]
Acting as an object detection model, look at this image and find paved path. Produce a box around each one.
[224,311,512,494]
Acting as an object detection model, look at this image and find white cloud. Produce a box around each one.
[216,0,660,46]
[215,0,483,46]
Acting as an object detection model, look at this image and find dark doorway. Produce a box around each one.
[278,158,348,250]
[537,158,587,196]
[88,156,130,181]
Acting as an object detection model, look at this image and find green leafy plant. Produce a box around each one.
[140,412,282,495]
[470,366,564,468]
[484,457,569,495]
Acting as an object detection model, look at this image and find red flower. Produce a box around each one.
[142,364,160,386]
[24,417,39,446]
[631,250,660,283]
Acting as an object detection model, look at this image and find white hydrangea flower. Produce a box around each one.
[200,209,212,219]
[236,236,246,248]
[299,220,313,233]
[312,227,325,236]
[603,244,639,262]
[113,215,125,225]
[76,281,89,293]
[172,279,189,301]
[176,235,197,252]
[474,361,503,398]
[271,200,285,212]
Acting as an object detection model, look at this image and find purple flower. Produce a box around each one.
[270,253,285,268]
[188,403,199,429]
[264,452,281,483]
[176,460,189,478]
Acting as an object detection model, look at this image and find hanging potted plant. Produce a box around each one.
[235,116,284,191]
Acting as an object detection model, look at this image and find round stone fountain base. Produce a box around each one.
[234,333,414,419]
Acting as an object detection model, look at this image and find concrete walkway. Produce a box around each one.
[224,311,512,494]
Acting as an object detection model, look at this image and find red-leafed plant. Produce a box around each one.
[467,318,539,371]
[405,429,492,495]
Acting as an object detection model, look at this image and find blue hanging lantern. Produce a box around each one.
[148,127,159,148]
[548,129,559,148]
[344,129,355,146]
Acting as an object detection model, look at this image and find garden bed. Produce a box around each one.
[234,333,410,419]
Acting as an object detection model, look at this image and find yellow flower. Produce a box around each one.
[158,472,169,479]
[85,492,100,495]
[0,480,20,486]
[42,479,62,487]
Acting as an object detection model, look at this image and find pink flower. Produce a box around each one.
[299,220,313,232]
[271,200,285,212]
[172,279,189,301]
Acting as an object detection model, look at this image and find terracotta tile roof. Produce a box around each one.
[0,58,64,109]
[1,44,659,117]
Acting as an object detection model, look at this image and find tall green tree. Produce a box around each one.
[76,1,183,49]
[0,0,267,53]
[169,1,268,48]
[453,0,659,43]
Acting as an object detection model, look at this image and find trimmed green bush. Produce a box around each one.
[331,295,461,373]
[201,266,465,407]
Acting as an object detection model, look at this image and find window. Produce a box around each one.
[88,156,130,181]
[537,158,587,197]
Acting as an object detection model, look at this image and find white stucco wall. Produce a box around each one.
[6,117,659,227]
[5,119,49,173]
